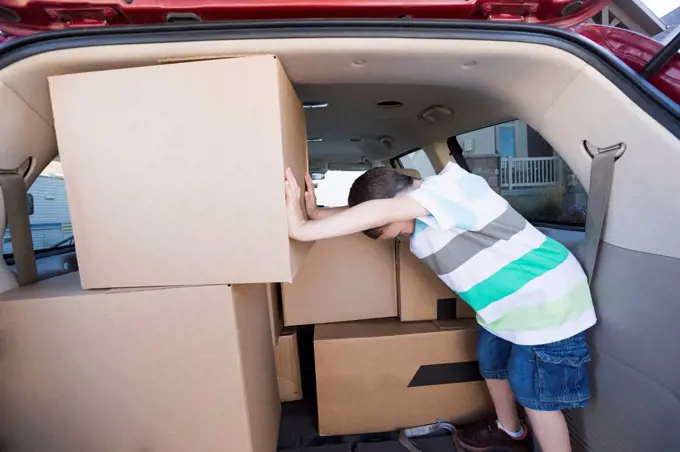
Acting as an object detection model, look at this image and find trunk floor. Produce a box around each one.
[277,399,461,451]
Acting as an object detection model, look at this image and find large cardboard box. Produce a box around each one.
[276,329,303,402]
[49,55,311,289]
[0,273,280,452]
[397,241,476,321]
[314,320,492,436]
[282,234,397,326]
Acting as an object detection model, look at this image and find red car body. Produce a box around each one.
[0,0,677,103]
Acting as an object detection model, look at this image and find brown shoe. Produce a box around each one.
[455,420,531,452]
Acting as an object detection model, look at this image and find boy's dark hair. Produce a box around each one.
[348,166,415,239]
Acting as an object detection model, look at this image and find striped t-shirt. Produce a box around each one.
[408,162,596,345]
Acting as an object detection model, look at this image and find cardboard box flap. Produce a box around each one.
[0,272,88,302]
[0,272,190,303]
[276,329,302,402]
[314,319,438,342]
[433,319,478,331]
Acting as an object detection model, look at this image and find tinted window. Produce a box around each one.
[3,159,73,256]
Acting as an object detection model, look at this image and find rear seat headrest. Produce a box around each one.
[395,168,422,179]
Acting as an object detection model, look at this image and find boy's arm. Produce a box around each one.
[285,168,426,241]
[312,206,348,219]
[291,197,426,241]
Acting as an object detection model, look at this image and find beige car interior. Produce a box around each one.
[1,35,680,450]
[1,38,679,270]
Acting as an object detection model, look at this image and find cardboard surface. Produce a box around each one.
[49,55,311,289]
[282,234,397,326]
[268,283,284,347]
[276,329,303,402]
[0,272,280,452]
[314,319,492,436]
[397,241,476,321]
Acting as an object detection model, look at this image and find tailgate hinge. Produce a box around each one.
[482,2,539,22]
[45,7,120,28]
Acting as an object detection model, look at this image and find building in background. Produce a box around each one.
[3,161,72,255]
[655,7,680,43]
[591,0,665,35]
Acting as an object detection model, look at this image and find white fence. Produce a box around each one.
[500,157,563,189]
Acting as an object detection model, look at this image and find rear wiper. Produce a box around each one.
[47,235,74,250]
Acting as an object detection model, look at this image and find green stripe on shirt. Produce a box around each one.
[478,280,592,331]
[458,237,570,311]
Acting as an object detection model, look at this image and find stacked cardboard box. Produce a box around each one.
[0,274,281,452]
[0,53,491,451]
[0,56,310,452]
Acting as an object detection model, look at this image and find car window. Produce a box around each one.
[3,159,73,256]
[396,149,437,178]
[314,170,366,207]
[457,120,588,226]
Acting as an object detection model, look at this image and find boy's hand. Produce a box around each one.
[285,168,307,239]
[304,173,321,220]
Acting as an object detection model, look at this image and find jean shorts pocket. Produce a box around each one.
[534,345,591,405]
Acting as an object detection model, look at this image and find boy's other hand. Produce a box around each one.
[304,173,321,220]
[285,168,307,239]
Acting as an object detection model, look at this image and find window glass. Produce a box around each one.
[397,149,437,178]
[314,170,366,207]
[456,121,588,226]
[497,126,516,158]
[3,159,73,256]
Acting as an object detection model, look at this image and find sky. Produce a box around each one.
[643,0,680,18]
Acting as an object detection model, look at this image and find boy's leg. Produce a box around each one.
[456,327,530,451]
[486,379,521,433]
[475,326,521,431]
[508,332,592,452]
[524,408,571,452]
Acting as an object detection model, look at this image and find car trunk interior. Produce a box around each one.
[1,34,680,451]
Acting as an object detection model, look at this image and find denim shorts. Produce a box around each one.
[477,327,592,411]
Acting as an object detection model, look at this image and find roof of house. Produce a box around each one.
[656,7,680,42]
[612,0,666,35]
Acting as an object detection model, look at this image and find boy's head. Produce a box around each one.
[348,166,416,240]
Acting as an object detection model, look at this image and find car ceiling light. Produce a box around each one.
[303,102,329,110]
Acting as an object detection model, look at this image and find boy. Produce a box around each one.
[284,164,595,452]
